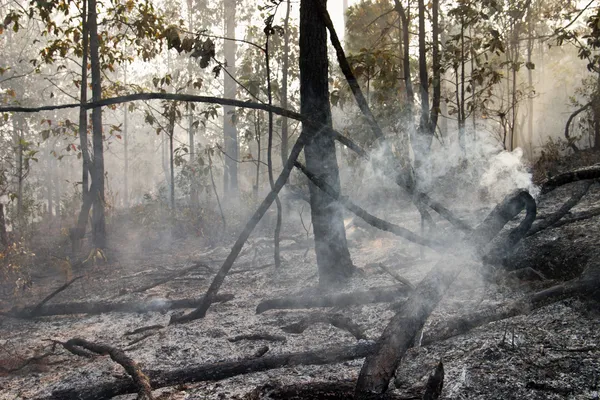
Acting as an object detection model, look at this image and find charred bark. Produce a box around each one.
[300,0,355,286]
[47,343,378,400]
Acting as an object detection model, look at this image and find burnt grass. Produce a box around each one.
[1,166,600,399]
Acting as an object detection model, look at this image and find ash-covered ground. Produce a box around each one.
[1,180,599,400]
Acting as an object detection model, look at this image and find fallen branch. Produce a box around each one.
[422,361,444,400]
[3,294,234,318]
[542,207,600,230]
[256,285,411,314]
[374,263,415,290]
[244,381,406,399]
[47,342,378,400]
[228,333,287,343]
[55,338,153,400]
[281,312,367,341]
[422,263,600,345]
[527,180,592,236]
[127,262,211,294]
[28,276,83,317]
[355,190,536,399]
[564,101,591,152]
[541,165,600,194]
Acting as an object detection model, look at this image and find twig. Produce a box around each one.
[228,333,287,343]
[128,262,210,294]
[374,262,415,290]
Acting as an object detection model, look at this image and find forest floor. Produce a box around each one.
[1,157,600,399]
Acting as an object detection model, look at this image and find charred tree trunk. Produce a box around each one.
[0,204,8,248]
[89,0,106,249]
[280,0,291,166]
[300,0,355,286]
[430,0,440,136]
[223,0,238,198]
[417,0,430,140]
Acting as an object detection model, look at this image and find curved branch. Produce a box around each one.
[564,101,591,152]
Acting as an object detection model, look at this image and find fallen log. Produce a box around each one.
[47,342,378,400]
[281,312,367,340]
[256,285,411,314]
[541,165,600,194]
[2,294,234,318]
[244,381,406,399]
[542,207,600,230]
[55,338,153,400]
[355,190,536,399]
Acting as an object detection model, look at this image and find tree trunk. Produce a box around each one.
[280,0,291,166]
[417,0,430,141]
[89,0,107,249]
[187,0,199,208]
[0,204,8,248]
[123,67,129,208]
[223,0,238,198]
[71,0,91,254]
[430,0,440,136]
[300,0,355,286]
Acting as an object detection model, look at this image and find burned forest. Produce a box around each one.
[1,0,600,399]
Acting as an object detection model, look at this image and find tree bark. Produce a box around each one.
[223,0,238,198]
[88,0,106,249]
[280,0,291,166]
[300,0,355,286]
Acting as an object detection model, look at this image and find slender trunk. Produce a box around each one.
[123,68,129,208]
[430,0,440,137]
[266,32,282,269]
[594,72,600,149]
[223,0,238,198]
[46,152,53,220]
[89,0,106,249]
[300,0,355,286]
[187,0,198,208]
[417,0,430,139]
[254,110,261,201]
[72,0,91,253]
[394,1,414,109]
[169,106,176,210]
[527,9,534,157]
[0,204,8,248]
[280,0,291,166]
[55,163,61,218]
[15,117,23,224]
[459,19,466,154]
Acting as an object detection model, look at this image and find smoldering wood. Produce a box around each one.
[55,338,153,400]
[47,343,378,400]
[354,190,536,399]
[27,276,83,317]
[281,312,367,340]
[256,285,411,314]
[3,293,234,318]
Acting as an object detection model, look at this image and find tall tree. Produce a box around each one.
[223,0,238,198]
[280,0,291,166]
[300,0,355,286]
[88,0,106,249]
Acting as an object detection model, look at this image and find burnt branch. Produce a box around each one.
[47,343,378,400]
[541,166,600,194]
[55,338,153,400]
[281,312,367,341]
[564,101,591,152]
[127,262,211,294]
[28,276,83,317]
[528,180,593,236]
[256,285,411,314]
[228,333,287,343]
